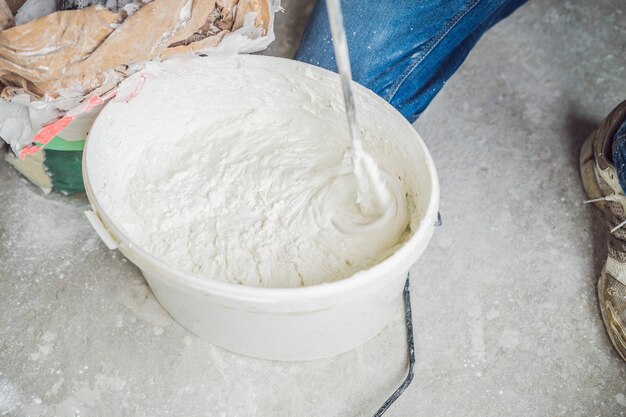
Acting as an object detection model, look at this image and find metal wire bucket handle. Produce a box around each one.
[372,275,416,416]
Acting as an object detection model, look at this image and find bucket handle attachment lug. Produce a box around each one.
[434,211,442,227]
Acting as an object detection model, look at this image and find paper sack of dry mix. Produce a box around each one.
[0,0,279,194]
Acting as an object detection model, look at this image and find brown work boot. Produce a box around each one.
[579,100,626,361]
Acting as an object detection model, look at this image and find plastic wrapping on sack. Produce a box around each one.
[13,0,58,25]
[0,0,280,193]
[0,0,276,102]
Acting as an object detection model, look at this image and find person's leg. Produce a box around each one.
[295,0,527,122]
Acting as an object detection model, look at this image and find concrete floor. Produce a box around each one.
[2,0,626,416]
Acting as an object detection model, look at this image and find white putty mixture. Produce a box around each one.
[101,57,410,288]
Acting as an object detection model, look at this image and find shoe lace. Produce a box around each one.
[584,195,626,233]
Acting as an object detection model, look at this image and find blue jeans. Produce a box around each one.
[295,2,626,193]
[613,120,626,192]
[295,0,528,123]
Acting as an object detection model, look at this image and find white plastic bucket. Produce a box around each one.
[82,55,439,361]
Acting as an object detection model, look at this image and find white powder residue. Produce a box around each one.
[14,0,57,26]
[93,56,410,288]
[121,3,140,16]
